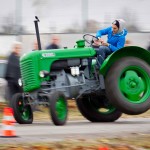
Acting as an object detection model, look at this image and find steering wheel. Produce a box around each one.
[83,34,98,45]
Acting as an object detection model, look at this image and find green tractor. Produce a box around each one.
[12,17,150,125]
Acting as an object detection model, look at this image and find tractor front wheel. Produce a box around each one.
[49,91,68,125]
[12,93,33,124]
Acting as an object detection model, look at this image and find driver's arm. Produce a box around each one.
[109,37,125,52]
[96,27,111,38]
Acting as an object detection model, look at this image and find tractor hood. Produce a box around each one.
[20,47,96,92]
[21,47,96,62]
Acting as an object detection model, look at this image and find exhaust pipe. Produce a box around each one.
[34,16,42,50]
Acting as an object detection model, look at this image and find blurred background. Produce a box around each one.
[0,0,150,56]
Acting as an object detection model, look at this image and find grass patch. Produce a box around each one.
[33,99,150,121]
[0,100,150,121]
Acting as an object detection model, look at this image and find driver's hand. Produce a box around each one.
[93,39,101,46]
[102,42,109,46]
[93,37,104,46]
[98,37,104,43]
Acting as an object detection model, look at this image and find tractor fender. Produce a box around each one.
[100,46,150,77]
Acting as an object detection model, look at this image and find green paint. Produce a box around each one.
[55,97,67,120]
[20,46,96,92]
[119,66,150,103]
[98,105,116,114]
[100,46,150,76]
[18,100,30,120]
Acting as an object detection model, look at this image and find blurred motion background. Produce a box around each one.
[0,0,150,56]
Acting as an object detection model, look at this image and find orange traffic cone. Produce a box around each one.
[0,107,17,137]
[99,147,109,150]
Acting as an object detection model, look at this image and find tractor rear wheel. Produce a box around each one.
[105,57,150,115]
[12,93,33,124]
[49,91,68,125]
[76,94,122,122]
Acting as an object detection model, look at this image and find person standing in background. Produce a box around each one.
[32,39,39,51]
[45,35,60,50]
[124,39,131,47]
[4,41,23,107]
[147,41,150,51]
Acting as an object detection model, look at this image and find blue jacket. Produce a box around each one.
[96,27,128,52]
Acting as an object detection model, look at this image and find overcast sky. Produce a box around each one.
[0,0,150,32]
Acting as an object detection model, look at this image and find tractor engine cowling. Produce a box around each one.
[20,47,95,92]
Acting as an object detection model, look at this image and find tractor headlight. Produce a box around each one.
[39,71,45,78]
[39,71,49,78]
[18,78,22,86]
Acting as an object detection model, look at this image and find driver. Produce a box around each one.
[94,19,128,65]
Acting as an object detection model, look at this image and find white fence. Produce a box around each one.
[0,33,150,57]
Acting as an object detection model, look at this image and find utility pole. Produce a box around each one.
[15,0,22,41]
[82,0,88,33]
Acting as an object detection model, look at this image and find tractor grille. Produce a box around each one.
[20,58,40,92]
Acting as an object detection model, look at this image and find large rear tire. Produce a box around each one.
[49,91,68,126]
[105,57,150,115]
[76,94,122,122]
[12,93,33,124]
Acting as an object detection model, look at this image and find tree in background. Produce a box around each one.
[0,14,15,34]
[0,12,26,35]
[85,20,100,33]
[63,22,81,33]
[0,14,26,34]
[117,7,139,32]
